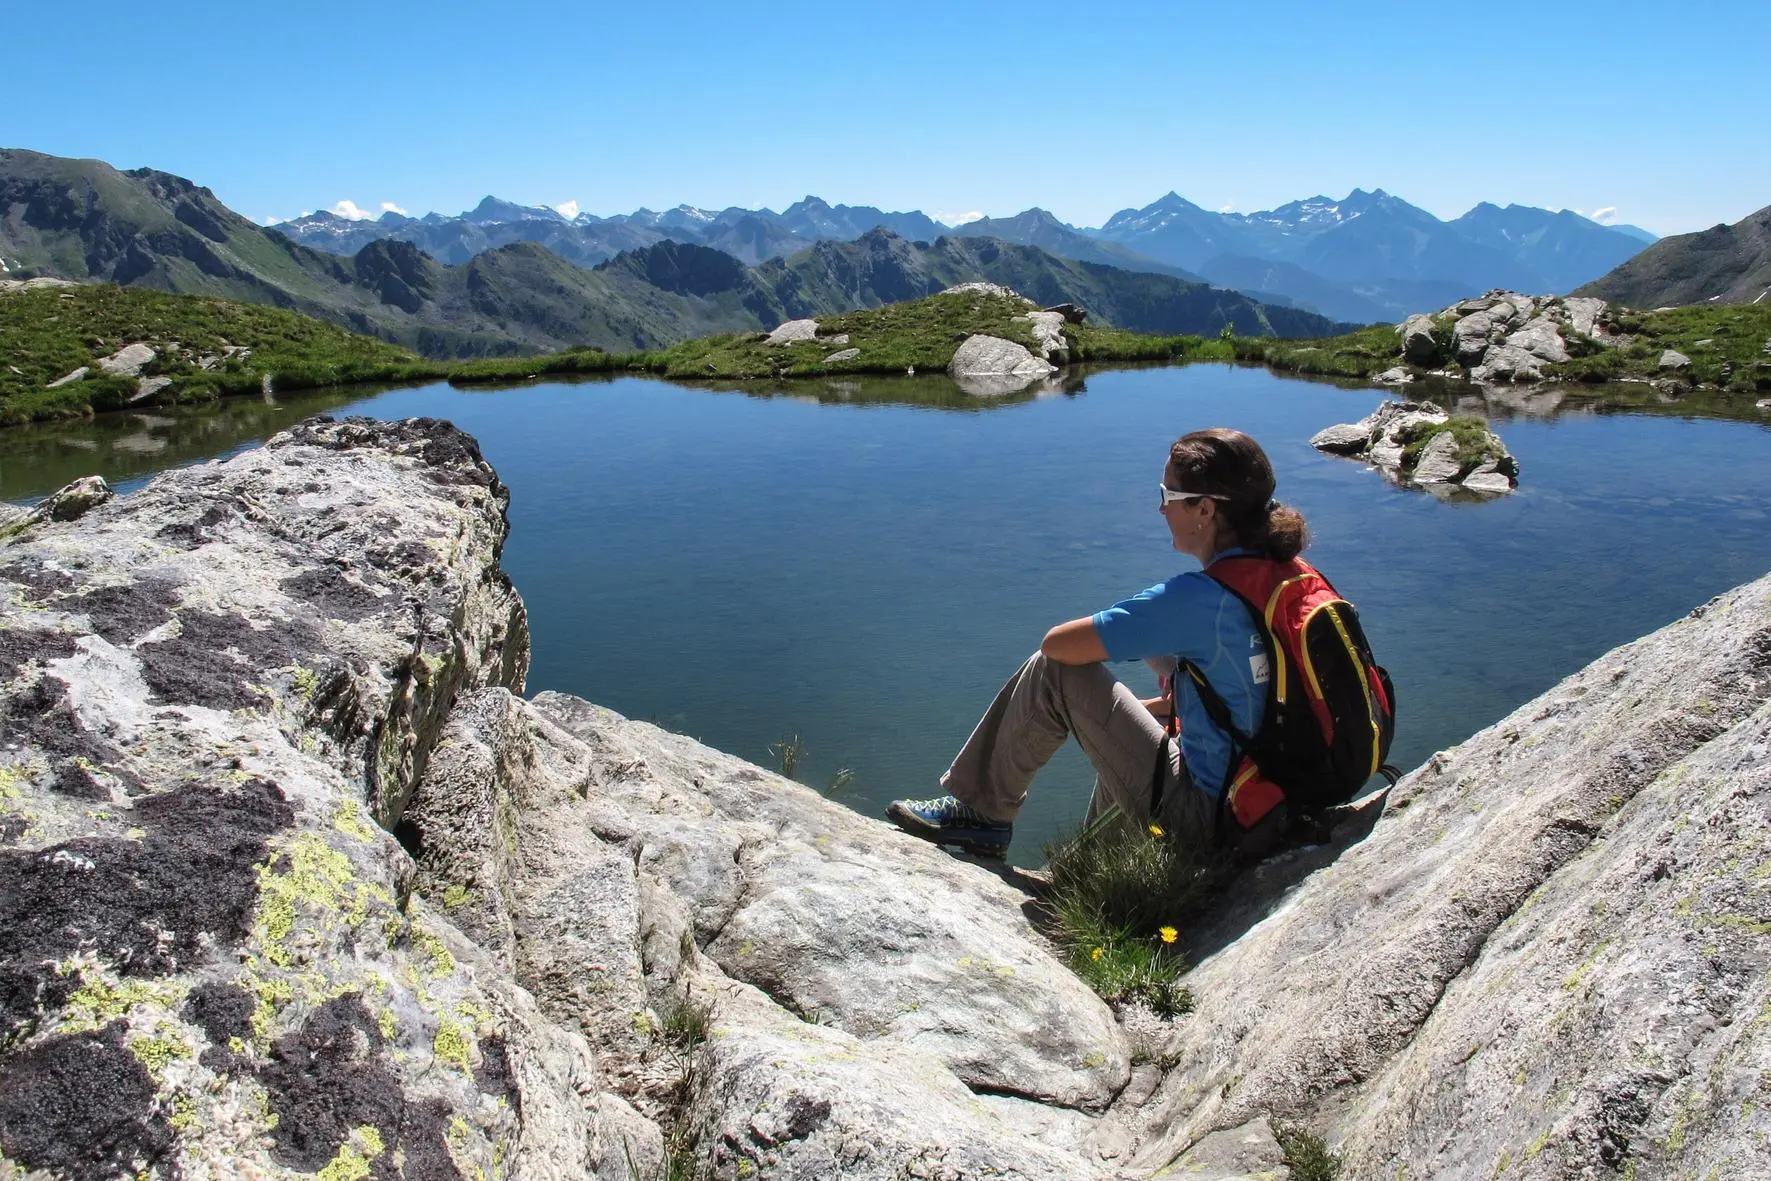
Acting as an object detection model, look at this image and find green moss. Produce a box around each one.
[1272,1119,1341,1181]
[1396,416,1511,477]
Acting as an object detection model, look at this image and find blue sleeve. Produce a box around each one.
[1090,574,1227,663]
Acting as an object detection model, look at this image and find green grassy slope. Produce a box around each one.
[0,285,428,423]
[1232,303,1771,393]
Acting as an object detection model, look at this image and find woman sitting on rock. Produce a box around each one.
[885,427,1314,861]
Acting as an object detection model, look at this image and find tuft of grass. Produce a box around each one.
[660,994,713,1056]
[1043,806,1233,1015]
[1395,415,1515,477]
[1272,1119,1341,1181]
[768,734,806,779]
[1230,323,1401,379]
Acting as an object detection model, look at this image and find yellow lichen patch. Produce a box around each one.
[59,972,185,1033]
[377,1005,398,1041]
[333,799,378,842]
[290,664,320,702]
[412,925,456,979]
[442,883,471,910]
[316,1145,373,1181]
[252,832,393,967]
[434,1018,473,1073]
[247,973,294,1046]
[168,1094,200,1133]
[129,1028,192,1075]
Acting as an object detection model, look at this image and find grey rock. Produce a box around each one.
[822,348,860,364]
[46,366,89,388]
[1020,310,1071,360]
[133,375,173,403]
[1401,314,1438,364]
[1471,342,1547,384]
[0,276,79,294]
[1408,429,1465,484]
[1043,302,1087,324]
[824,334,849,346]
[948,335,1058,397]
[764,319,819,346]
[941,282,1033,304]
[1453,310,1502,364]
[1757,398,1771,413]
[1505,318,1570,364]
[1165,1117,1288,1180]
[1561,296,1609,338]
[1460,458,1516,495]
[1660,348,1692,369]
[3,475,117,540]
[0,420,608,1179]
[1374,366,1413,385]
[1309,422,1373,454]
[94,342,157,376]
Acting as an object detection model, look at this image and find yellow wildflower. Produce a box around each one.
[1148,823,1164,837]
[1159,926,1179,944]
[1090,947,1104,962]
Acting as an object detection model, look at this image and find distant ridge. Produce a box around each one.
[0,149,1349,357]
[1574,203,1771,308]
[264,183,1654,324]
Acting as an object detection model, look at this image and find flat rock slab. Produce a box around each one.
[95,342,156,376]
[525,691,1131,1112]
[764,319,819,346]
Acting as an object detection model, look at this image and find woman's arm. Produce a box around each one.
[1040,616,1108,665]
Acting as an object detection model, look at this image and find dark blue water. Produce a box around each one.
[8,367,1769,862]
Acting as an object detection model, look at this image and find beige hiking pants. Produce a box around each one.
[940,651,1220,854]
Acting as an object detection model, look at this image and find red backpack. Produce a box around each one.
[1180,555,1397,834]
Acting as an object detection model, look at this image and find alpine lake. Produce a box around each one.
[6,363,1769,864]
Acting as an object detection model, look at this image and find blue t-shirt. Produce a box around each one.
[1090,550,1268,798]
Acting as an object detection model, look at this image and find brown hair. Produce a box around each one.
[1167,427,1309,561]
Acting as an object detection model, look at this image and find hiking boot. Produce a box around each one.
[885,794,1013,859]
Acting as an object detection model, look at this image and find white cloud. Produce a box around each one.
[933,210,984,225]
[552,200,580,219]
[1590,205,1618,224]
[260,215,283,226]
[1218,203,1236,213]
[328,200,377,221]
[380,201,408,216]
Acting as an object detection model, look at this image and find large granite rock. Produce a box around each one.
[1123,573,1771,1178]
[948,334,1059,397]
[0,419,620,1180]
[764,319,819,346]
[1400,314,1439,365]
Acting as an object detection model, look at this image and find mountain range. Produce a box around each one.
[268,185,1656,324]
[1574,202,1771,308]
[0,149,1348,357]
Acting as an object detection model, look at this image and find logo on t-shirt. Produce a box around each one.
[1249,651,1270,685]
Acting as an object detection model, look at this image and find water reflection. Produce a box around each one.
[0,386,389,503]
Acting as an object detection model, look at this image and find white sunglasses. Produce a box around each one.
[1158,484,1229,508]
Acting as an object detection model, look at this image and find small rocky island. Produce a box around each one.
[1,418,1767,1179]
[1312,400,1518,497]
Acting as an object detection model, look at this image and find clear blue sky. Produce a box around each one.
[10,0,1767,235]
